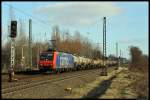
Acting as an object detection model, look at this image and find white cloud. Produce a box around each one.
[33,2,123,27]
[119,37,148,44]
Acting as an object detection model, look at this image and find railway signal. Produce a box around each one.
[9,21,17,82]
[10,21,17,38]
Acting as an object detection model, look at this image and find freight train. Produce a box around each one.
[38,50,117,73]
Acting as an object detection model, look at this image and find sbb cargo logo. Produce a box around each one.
[60,57,68,68]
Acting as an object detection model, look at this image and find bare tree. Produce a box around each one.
[129,46,148,72]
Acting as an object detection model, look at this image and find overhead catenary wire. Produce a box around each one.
[4,3,52,44]
[4,3,51,29]
[4,4,104,43]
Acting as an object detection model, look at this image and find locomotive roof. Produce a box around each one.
[40,51,73,55]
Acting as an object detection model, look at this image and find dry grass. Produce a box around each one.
[132,71,149,98]
[64,65,148,99]
[100,69,138,99]
[64,68,123,98]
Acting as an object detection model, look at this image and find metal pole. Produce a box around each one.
[37,44,39,69]
[119,49,121,67]
[29,19,32,68]
[9,38,15,82]
[8,5,18,82]
[22,46,23,59]
[116,42,119,69]
[101,17,107,76]
[104,17,107,75]
[119,49,122,67]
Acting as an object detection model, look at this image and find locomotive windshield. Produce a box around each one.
[40,52,53,60]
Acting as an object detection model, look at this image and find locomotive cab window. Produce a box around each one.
[40,53,53,60]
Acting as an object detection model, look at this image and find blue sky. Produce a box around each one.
[2,2,148,59]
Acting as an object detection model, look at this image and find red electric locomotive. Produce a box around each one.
[38,51,74,72]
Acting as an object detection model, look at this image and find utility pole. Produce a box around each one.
[21,45,26,70]
[9,38,15,81]
[37,43,39,69]
[100,17,107,76]
[21,46,24,70]
[121,50,123,65]
[28,19,32,68]
[119,49,121,67]
[116,43,119,70]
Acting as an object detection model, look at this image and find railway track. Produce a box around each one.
[2,66,99,82]
[2,66,117,95]
[2,69,100,95]
[2,67,100,89]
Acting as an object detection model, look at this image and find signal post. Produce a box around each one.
[8,21,17,82]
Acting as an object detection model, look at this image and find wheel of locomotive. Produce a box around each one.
[52,69,57,74]
[39,68,45,73]
[57,69,60,73]
[39,69,43,73]
[56,69,58,74]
